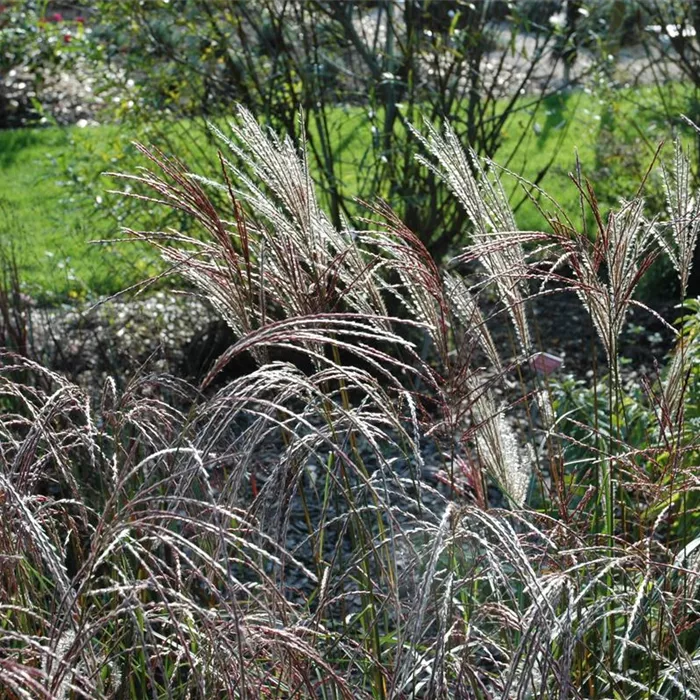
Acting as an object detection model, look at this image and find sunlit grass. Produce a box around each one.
[0,81,695,301]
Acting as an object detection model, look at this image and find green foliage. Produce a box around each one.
[4,81,697,302]
[0,2,81,73]
[0,1,90,126]
[550,296,700,550]
[674,297,700,424]
[553,297,700,455]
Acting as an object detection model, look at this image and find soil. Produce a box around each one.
[16,281,680,401]
[524,287,678,383]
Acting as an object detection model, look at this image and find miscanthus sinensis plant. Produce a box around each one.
[3,107,700,698]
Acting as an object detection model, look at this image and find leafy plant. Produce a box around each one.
[0,1,89,126]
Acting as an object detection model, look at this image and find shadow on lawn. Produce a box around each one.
[535,91,573,146]
[0,128,44,169]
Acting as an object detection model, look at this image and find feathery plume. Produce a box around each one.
[656,137,700,297]
[411,119,532,354]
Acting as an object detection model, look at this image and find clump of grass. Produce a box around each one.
[0,243,31,358]
[3,106,700,698]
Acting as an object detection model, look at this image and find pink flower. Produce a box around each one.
[51,12,63,22]
[76,16,85,24]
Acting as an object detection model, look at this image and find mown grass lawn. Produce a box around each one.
[0,82,692,302]
[0,123,157,302]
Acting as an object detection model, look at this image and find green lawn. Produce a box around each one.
[0,83,693,302]
[0,123,157,301]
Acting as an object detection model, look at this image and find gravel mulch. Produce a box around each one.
[23,290,221,390]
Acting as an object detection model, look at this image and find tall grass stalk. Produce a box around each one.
[2,107,700,697]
